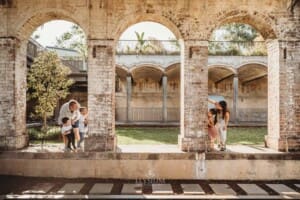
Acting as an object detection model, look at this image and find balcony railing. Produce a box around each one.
[116,40,180,55]
[116,40,267,56]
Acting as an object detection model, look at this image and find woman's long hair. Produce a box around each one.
[218,100,228,119]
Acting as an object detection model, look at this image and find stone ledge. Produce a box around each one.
[84,135,117,152]
[265,135,300,152]
[0,158,299,180]
[179,136,207,152]
[0,151,299,160]
[0,135,28,151]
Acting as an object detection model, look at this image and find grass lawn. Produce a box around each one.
[116,127,267,145]
[116,127,178,145]
[226,127,266,145]
[29,126,267,146]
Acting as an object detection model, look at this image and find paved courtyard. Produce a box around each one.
[0,176,299,199]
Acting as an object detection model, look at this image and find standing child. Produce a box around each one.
[61,117,76,151]
[208,108,218,151]
[77,107,88,148]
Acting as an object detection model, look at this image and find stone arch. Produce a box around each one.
[11,9,89,149]
[130,64,165,82]
[236,62,268,124]
[130,64,165,74]
[116,65,129,80]
[208,64,237,81]
[165,62,180,71]
[15,8,88,42]
[113,13,183,41]
[237,63,267,83]
[165,63,180,80]
[237,62,268,70]
[208,9,277,40]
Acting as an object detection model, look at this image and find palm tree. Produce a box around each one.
[135,31,147,54]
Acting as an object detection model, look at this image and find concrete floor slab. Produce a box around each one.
[118,145,183,153]
[152,184,173,194]
[238,184,268,195]
[89,183,113,194]
[210,184,236,195]
[22,183,54,194]
[226,145,281,154]
[57,183,84,194]
[181,184,205,194]
[266,184,298,195]
[121,184,142,194]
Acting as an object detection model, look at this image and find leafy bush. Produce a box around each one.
[28,126,61,141]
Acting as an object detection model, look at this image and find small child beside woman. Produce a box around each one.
[77,107,88,149]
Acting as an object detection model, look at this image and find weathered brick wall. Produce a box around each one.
[0,38,28,150]
[265,2,300,151]
[85,40,116,152]
[266,39,300,152]
[180,41,208,152]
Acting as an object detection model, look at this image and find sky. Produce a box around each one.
[32,20,176,47]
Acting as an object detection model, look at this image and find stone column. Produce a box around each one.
[232,75,239,124]
[85,39,116,152]
[265,39,300,152]
[162,75,168,122]
[126,75,132,122]
[0,37,28,150]
[179,40,208,152]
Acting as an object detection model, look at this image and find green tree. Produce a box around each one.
[209,23,266,56]
[27,51,74,132]
[218,23,258,41]
[55,24,87,60]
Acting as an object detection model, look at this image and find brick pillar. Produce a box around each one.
[0,37,28,150]
[85,39,117,152]
[179,40,208,152]
[265,39,300,152]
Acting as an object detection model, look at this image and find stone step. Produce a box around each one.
[181,184,205,194]
[89,183,113,194]
[152,184,173,194]
[266,184,299,195]
[210,184,236,195]
[22,183,55,194]
[57,183,84,194]
[121,184,142,194]
[238,184,268,195]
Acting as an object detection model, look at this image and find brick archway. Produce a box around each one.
[113,13,183,41]
[208,9,277,40]
[8,10,89,150]
[15,9,88,42]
